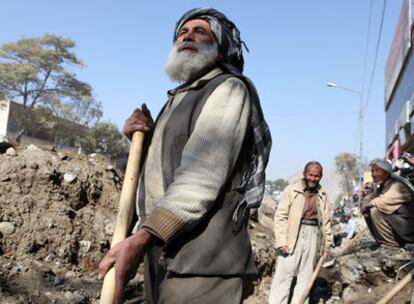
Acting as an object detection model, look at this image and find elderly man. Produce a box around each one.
[361,158,414,249]
[269,161,333,304]
[98,8,271,304]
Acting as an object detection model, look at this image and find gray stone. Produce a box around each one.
[0,221,16,236]
[65,270,77,279]
[26,144,40,151]
[45,253,55,262]
[53,275,65,287]
[58,247,71,259]
[105,222,115,236]
[5,147,16,156]
[10,265,27,276]
[64,291,83,302]
[58,152,68,161]
[3,262,13,270]
[0,175,11,182]
[32,260,44,269]
[79,240,91,255]
[337,255,364,283]
[19,265,28,272]
[63,173,77,184]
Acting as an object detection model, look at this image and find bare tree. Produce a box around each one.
[0,34,102,141]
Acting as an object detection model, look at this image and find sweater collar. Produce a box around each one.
[167,67,224,97]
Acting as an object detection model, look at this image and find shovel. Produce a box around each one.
[99,131,144,304]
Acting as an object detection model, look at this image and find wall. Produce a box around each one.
[0,99,10,137]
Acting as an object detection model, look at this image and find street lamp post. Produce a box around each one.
[327,82,364,205]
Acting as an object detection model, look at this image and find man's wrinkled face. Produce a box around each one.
[165,19,219,83]
[371,164,390,184]
[303,165,322,189]
[176,19,216,51]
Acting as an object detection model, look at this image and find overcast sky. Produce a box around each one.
[0,0,405,179]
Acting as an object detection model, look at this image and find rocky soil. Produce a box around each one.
[0,141,413,303]
[0,143,128,303]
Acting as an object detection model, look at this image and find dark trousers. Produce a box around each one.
[143,246,247,304]
[334,232,347,247]
[365,208,400,247]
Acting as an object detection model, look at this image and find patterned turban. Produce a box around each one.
[174,8,247,73]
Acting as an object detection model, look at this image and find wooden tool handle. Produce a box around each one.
[298,254,326,304]
[377,268,414,304]
[100,131,144,304]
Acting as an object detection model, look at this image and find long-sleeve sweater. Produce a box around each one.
[141,68,251,244]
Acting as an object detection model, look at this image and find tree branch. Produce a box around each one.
[30,68,51,109]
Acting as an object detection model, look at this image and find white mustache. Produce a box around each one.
[177,41,199,51]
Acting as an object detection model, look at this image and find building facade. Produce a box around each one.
[385,0,414,159]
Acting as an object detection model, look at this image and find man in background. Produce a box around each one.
[269,161,333,304]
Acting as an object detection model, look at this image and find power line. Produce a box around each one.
[361,0,374,96]
[365,0,387,107]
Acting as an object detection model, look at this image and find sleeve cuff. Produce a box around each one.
[275,240,287,248]
[142,207,185,244]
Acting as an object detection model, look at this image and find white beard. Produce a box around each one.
[164,41,219,83]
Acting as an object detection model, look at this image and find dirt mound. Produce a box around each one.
[0,144,124,303]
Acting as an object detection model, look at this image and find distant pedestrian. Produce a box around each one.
[269,161,333,304]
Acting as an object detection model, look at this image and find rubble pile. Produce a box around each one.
[0,143,124,303]
[325,239,414,304]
